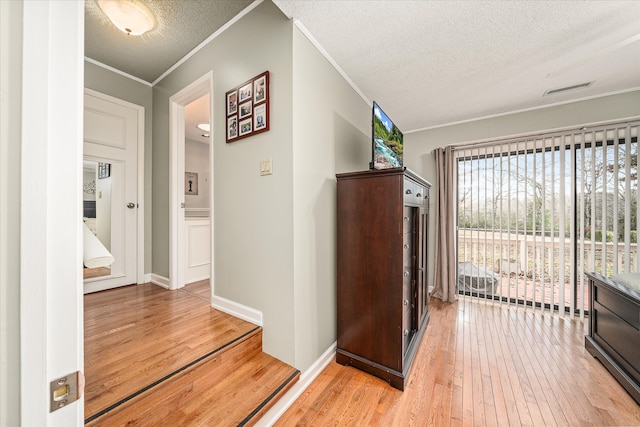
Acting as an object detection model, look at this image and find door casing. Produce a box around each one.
[169,72,214,292]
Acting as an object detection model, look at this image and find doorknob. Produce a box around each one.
[127,203,136,209]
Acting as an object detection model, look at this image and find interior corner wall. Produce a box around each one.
[404,89,640,295]
[291,26,370,371]
[84,61,153,274]
[0,1,22,424]
[151,1,296,365]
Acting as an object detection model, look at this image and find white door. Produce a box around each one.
[83,90,141,293]
[20,1,84,424]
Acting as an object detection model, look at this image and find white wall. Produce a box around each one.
[404,89,640,292]
[0,1,22,424]
[185,139,210,210]
[291,25,370,371]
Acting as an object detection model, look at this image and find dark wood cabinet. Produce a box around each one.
[336,167,430,390]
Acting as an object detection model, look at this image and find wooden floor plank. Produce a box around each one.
[84,283,257,420]
[276,297,640,426]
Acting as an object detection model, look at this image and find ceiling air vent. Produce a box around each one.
[544,81,593,96]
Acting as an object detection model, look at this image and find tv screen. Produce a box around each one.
[372,101,403,170]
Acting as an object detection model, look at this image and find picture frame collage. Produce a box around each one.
[225,71,270,143]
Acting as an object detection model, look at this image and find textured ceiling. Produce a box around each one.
[85,0,640,132]
[274,0,640,131]
[85,0,254,83]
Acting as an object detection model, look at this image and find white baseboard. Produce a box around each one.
[254,342,337,427]
[143,273,152,283]
[149,273,170,289]
[211,295,263,326]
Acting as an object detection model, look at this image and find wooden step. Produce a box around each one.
[86,328,300,426]
[84,283,259,419]
[84,284,299,426]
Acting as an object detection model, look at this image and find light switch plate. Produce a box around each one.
[260,158,273,176]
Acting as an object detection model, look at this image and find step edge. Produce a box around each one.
[237,369,301,427]
[84,325,262,424]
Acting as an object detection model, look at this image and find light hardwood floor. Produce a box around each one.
[277,297,640,426]
[84,282,254,420]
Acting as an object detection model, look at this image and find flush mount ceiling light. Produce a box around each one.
[96,0,156,36]
[197,123,211,132]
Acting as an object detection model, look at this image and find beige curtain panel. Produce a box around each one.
[432,146,458,302]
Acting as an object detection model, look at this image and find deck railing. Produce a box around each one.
[457,229,638,311]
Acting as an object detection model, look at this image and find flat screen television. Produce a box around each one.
[371,101,403,170]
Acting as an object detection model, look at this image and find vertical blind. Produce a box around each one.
[455,121,639,317]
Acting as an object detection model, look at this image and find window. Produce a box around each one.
[456,122,639,315]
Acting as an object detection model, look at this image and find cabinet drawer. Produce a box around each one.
[404,179,422,205]
[414,185,426,205]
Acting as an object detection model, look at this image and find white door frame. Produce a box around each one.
[83,88,146,287]
[21,1,84,425]
[169,72,214,291]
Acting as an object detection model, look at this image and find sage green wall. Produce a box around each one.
[0,1,22,424]
[291,27,370,370]
[152,1,296,364]
[404,90,640,294]
[84,61,153,274]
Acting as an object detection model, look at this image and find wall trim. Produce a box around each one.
[254,342,337,426]
[407,87,640,134]
[211,295,263,326]
[292,19,370,108]
[84,57,153,87]
[144,273,152,283]
[445,115,640,151]
[152,0,264,86]
[150,274,170,289]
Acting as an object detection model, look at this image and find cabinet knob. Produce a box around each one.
[404,329,409,336]
[416,193,421,198]
[405,189,412,195]
[404,217,409,222]
[404,271,409,277]
[404,299,409,306]
[403,244,409,249]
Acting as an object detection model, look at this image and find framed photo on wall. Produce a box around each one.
[227,116,238,141]
[225,71,269,143]
[185,172,198,195]
[98,162,110,179]
[226,91,238,115]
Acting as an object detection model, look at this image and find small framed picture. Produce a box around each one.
[239,117,252,136]
[227,116,238,140]
[98,162,110,179]
[225,71,269,143]
[185,172,198,195]
[226,91,238,116]
[238,82,252,103]
[254,104,267,131]
[254,74,267,104]
[239,101,252,119]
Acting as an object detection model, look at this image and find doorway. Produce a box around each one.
[83,89,144,293]
[169,73,214,292]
